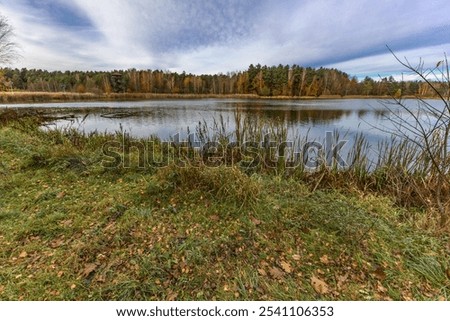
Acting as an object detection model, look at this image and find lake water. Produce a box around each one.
[1,98,434,138]
[0,98,445,156]
[2,98,445,168]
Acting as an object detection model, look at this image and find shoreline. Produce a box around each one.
[0,91,433,104]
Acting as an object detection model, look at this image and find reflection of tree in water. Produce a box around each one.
[228,102,354,125]
[45,101,388,138]
[357,109,369,118]
[373,109,388,118]
[56,105,357,129]
[237,106,353,125]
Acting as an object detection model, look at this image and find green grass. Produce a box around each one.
[0,121,449,300]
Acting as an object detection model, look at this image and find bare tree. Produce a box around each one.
[380,47,450,230]
[0,15,18,65]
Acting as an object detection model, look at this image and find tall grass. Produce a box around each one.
[192,110,449,230]
[1,108,448,231]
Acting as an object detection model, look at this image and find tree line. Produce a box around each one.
[0,64,439,97]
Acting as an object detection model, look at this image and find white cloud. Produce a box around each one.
[328,44,450,80]
[1,0,450,76]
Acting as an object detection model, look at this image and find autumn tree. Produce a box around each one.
[0,62,437,98]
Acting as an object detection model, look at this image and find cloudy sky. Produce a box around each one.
[1,0,450,79]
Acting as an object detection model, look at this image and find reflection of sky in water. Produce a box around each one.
[2,98,444,147]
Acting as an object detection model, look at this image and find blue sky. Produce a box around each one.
[1,0,450,79]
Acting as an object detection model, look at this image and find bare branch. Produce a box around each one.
[383,47,450,229]
[0,15,19,65]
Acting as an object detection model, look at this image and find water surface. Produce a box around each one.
[1,98,443,148]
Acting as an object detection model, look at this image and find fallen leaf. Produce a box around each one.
[250,217,261,226]
[311,275,329,294]
[167,292,178,301]
[320,255,330,265]
[280,261,293,274]
[269,267,285,279]
[257,268,267,276]
[319,269,329,277]
[336,273,349,290]
[19,251,28,258]
[292,254,301,261]
[56,191,66,199]
[61,219,73,227]
[376,283,387,293]
[70,284,77,289]
[402,294,413,301]
[82,263,97,277]
[424,292,434,298]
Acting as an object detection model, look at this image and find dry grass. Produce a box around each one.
[1,91,434,104]
[0,91,262,103]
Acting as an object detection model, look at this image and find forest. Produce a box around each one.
[0,64,435,97]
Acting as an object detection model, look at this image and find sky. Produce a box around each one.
[1,0,450,79]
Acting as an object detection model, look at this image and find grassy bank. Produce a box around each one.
[0,92,262,104]
[0,114,449,300]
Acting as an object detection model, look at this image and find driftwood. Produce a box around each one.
[100,111,140,119]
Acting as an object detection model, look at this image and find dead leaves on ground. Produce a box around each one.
[81,263,98,278]
[257,268,267,277]
[259,259,295,280]
[292,254,301,261]
[280,261,293,274]
[320,254,330,265]
[269,267,285,279]
[18,251,28,258]
[254,252,397,300]
[250,217,262,226]
[166,291,178,301]
[311,275,330,295]
[336,272,349,291]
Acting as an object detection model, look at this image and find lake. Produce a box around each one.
[1,98,434,139]
[0,98,445,160]
[2,98,446,168]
